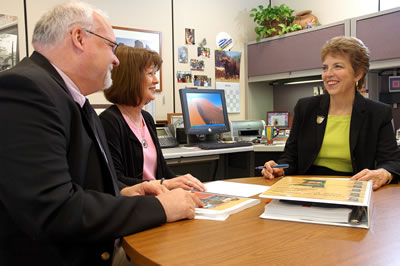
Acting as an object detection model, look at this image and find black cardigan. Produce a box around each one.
[100,105,175,185]
[279,92,400,182]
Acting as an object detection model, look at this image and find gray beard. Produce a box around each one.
[103,64,113,90]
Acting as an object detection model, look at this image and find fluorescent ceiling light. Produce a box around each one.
[284,79,323,85]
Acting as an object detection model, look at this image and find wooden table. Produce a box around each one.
[122,177,400,265]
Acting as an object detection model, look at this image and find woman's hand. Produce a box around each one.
[262,160,285,180]
[163,174,206,191]
[350,168,392,190]
[120,181,169,196]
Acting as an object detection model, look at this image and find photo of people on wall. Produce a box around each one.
[194,75,211,87]
[178,46,188,63]
[177,71,192,83]
[197,47,210,58]
[185,28,195,45]
[190,59,204,71]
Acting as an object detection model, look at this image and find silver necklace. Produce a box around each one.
[124,109,148,149]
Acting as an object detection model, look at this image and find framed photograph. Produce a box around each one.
[389,76,400,92]
[267,111,289,127]
[0,14,19,71]
[113,26,162,92]
[167,113,184,128]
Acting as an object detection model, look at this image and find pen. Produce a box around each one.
[348,206,365,225]
[255,164,289,170]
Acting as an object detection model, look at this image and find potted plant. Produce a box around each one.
[250,3,302,41]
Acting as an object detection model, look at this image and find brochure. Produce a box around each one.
[194,191,260,221]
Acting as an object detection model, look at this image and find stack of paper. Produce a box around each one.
[261,200,353,223]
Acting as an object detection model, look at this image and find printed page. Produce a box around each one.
[204,180,270,197]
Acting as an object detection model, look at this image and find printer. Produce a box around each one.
[231,120,265,141]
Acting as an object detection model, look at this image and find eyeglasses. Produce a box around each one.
[85,29,120,54]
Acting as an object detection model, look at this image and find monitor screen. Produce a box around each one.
[267,111,289,127]
[179,88,230,136]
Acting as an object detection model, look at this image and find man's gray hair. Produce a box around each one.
[32,1,108,48]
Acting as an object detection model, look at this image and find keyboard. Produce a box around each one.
[198,141,253,150]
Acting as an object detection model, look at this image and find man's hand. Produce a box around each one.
[156,188,204,222]
[120,181,169,196]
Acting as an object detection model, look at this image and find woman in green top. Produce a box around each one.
[262,36,400,190]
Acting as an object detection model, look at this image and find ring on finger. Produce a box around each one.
[186,181,191,186]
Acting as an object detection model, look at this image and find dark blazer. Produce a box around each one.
[279,92,400,182]
[100,105,175,186]
[0,52,166,266]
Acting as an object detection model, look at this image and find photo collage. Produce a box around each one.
[177,28,211,87]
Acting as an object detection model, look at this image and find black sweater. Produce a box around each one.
[100,105,175,186]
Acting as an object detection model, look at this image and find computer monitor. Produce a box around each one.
[179,88,230,145]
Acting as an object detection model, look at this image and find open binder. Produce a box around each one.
[259,177,372,229]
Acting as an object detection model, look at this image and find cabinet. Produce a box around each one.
[349,7,400,107]
[247,20,350,81]
[351,7,400,64]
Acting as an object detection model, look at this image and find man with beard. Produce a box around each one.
[0,2,201,265]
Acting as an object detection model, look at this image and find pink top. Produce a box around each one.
[122,113,157,181]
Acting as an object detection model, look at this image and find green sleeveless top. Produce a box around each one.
[314,114,353,173]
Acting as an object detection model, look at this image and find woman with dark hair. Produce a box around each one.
[100,45,205,191]
[262,36,400,190]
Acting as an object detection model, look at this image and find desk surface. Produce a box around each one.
[162,144,284,159]
[122,177,400,265]
[253,143,285,152]
[162,145,253,159]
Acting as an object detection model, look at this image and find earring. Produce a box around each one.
[356,80,359,88]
